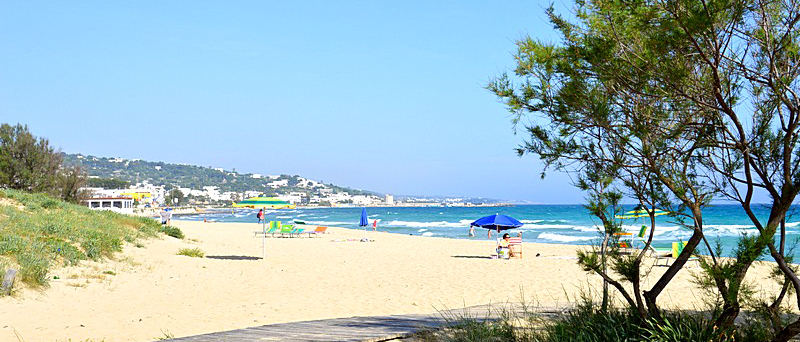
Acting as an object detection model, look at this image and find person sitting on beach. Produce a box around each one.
[497,233,511,258]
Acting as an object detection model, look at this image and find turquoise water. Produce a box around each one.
[177,204,800,258]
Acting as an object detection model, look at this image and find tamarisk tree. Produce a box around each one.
[490,1,800,339]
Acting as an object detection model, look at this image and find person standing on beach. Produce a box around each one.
[257,209,264,224]
[469,226,475,237]
[372,219,377,231]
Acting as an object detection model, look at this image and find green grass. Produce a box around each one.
[416,301,775,342]
[0,189,184,290]
[177,247,205,258]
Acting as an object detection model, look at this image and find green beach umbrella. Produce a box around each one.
[232,196,296,259]
[614,208,669,219]
[233,197,295,209]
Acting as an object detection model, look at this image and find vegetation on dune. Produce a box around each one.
[418,302,773,342]
[176,247,204,258]
[0,188,183,290]
[0,123,89,204]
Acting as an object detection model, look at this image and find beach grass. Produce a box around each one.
[0,189,183,290]
[417,301,774,342]
[176,247,205,258]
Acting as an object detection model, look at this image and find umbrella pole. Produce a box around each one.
[262,207,266,260]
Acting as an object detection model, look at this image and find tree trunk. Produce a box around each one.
[772,319,800,342]
[601,233,609,313]
[643,228,703,318]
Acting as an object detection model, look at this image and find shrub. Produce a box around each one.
[417,302,776,342]
[160,225,184,239]
[177,248,204,258]
[16,251,49,286]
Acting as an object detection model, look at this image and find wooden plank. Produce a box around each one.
[2,269,16,296]
[164,304,514,342]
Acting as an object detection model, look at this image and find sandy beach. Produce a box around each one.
[1,220,785,342]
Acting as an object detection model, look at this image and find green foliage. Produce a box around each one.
[0,124,88,203]
[16,250,49,286]
[85,177,130,189]
[176,248,204,258]
[417,302,774,342]
[0,123,62,194]
[160,225,184,239]
[0,188,173,287]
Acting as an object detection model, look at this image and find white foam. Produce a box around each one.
[421,232,434,237]
[521,219,568,224]
[306,221,351,226]
[385,220,472,228]
[276,215,292,218]
[537,233,595,242]
[418,228,428,232]
[522,224,576,229]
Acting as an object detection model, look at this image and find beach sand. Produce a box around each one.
[0,220,786,342]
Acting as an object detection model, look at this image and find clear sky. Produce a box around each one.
[0,1,588,203]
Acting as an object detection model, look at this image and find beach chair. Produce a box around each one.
[278,224,294,238]
[649,242,699,266]
[647,245,673,266]
[508,237,523,259]
[267,221,282,237]
[290,227,305,238]
[254,223,281,237]
[307,226,327,237]
[632,225,648,249]
[672,241,700,267]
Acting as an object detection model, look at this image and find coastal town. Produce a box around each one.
[72,154,507,214]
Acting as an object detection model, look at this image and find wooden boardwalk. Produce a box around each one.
[162,305,533,342]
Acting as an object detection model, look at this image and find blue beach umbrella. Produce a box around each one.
[470,214,524,233]
[359,207,369,238]
[471,214,524,256]
[470,214,524,256]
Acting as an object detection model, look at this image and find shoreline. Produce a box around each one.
[1,220,786,342]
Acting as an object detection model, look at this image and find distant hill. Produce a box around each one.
[62,153,375,197]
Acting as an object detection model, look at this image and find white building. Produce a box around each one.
[385,194,394,205]
[83,197,134,214]
[267,179,289,188]
[278,193,304,204]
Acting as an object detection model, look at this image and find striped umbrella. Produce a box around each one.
[614,208,669,219]
[232,197,296,259]
[233,197,296,209]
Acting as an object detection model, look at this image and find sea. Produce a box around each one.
[176,204,800,259]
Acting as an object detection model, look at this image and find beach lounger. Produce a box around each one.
[647,245,672,266]
[632,225,648,249]
[266,221,282,237]
[254,224,281,237]
[279,224,296,237]
[307,226,327,237]
[649,242,699,266]
[508,237,523,259]
[292,227,306,237]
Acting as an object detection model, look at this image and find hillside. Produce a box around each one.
[63,153,375,197]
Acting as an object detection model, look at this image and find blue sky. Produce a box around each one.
[0,1,589,203]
